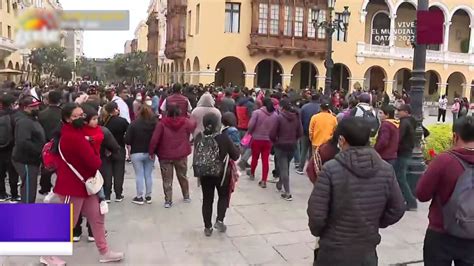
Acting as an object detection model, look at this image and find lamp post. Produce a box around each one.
[312,0,350,96]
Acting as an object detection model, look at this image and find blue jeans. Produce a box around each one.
[394,154,417,208]
[131,153,154,198]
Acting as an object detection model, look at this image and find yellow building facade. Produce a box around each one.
[134,21,149,52]
[158,0,473,101]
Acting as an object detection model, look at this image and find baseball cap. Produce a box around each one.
[20,95,41,108]
[397,104,412,114]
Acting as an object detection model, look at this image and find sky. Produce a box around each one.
[60,0,150,58]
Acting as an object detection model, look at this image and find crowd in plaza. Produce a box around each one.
[0,79,473,265]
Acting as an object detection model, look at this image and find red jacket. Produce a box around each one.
[416,148,474,233]
[149,117,197,161]
[54,124,102,198]
[236,105,250,130]
[374,119,400,160]
[165,94,189,117]
[83,125,104,155]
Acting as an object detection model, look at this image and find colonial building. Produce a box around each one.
[147,0,170,84]
[159,0,473,101]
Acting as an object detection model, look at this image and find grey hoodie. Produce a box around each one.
[191,93,221,138]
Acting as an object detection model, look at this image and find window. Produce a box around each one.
[187,10,192,36]
[334,12,347,42]
[196,4,200,34]
[307,8,316,38]
[225,3,240,33]
[269,4,279,35]
[294,7,304,37]
[7,0,10,13]
[317,10,326,39]
[7,25,12,39]
[258,3,268,34]
[284,6,293,36]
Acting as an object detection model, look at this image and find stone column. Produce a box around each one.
[244,72,256,88]
[469,24,474,54]
[280,74,293,91]
[438,83,447,96]
[348,77,365,93]
[315,76,327,91]
[462,83,471,99]
[389,14,397,47]
[384,79,395,99]
[443,22,451,52]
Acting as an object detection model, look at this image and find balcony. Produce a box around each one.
[248,35,327,58]
[165,40,186,60]
[0,37,18,60]
[356,42,474,67]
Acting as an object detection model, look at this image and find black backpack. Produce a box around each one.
[357,106,380,137]
[0,114,13,148]
[192,133,222,177]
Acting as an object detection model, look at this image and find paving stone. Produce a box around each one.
[274,243,313,265]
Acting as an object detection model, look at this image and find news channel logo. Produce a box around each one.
[15,8,129,49]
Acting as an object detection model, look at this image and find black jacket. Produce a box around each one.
[398,116,416,156]
[100,126,121,160]
[307,147,405,255]
[125,118,157,154]
[12,111,46,165]
[103,116,129,147]
[0,108,17,152]
[38,105,62,141]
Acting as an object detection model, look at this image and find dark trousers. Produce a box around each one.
[0,152,18,197]
[298,135,312,172]
[39,166,54,193]
[315,249,378,266]
[101,148,126,198]
[12,161,39,203]
[437,109,446,122]
[201,175,230,229]
[424,229,474,266]
[394,154,417,208]
[275,147,294,194]
[73,214,92,237]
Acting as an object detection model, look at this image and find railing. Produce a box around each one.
[0,37,17,52]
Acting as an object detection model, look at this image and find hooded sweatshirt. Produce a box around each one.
[417,147,474,233]
[308,147,405,255]
[270,109,303,151]
[398,116,416,156]
[148,116,197,160]
[191,93,221,138]
[247,107,278,141]
[374,119,400,160]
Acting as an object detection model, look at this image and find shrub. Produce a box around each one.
[423,124,452,161]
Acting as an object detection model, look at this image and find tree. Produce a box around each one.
[110,51,153,83]
[75,57,98,80]
[29,44,68,82]
[55,60,74,81]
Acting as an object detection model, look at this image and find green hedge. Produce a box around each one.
[423,124,452,161]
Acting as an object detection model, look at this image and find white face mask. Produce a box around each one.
[145,100,152,106]
[136,95,142,101]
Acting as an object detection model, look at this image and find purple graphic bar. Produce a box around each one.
[0,204,71,242]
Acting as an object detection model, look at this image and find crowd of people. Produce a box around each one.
[0,79,473,265]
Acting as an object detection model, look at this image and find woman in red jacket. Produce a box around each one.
[53,103,124,264]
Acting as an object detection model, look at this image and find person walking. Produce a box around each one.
[149,105,197,208]
[309,102,338,152]
[437,95,448,124]
[374,105,399,167]
[247,98,278,188]
[191,92,221,138]
[452,98,460,126]
[395,104,418,211]
[236,90,255,170]
[194,113,240,236]
[219,89,236,114]
[160,83,192,117]
[125,104,157,205]
[307,117,405,266]
[12,96,45,203]
[101,102,129,202]
[416,116,474,265]
[269,99,303,201]
[105,86,131,123]
[50,103,123,264]
[296,93,321,175]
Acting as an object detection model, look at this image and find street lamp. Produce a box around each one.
[312,0,350,96]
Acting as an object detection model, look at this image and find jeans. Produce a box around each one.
[437,108,446,122]
[240,148,252,165]
[298,136,312,172]
[275,147,293,194]
[315,248,378,266]
[0,151,18,198]
[12,161,40,203]
[293,141,301,165]
[424,229,474,266]
[101,147,126,198]
[394,154,417,208]
[131,153,154,198]
[39,166,53,193]
[250,140,272,182]
[201,175,230,229]
[453,112,459,126]
[159,158,189,203]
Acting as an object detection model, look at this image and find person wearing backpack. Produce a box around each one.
[350,92,380,137]
[149,105,197,208]
[194,113,240,237]
[0,92,19,202]
[416,116,474,265]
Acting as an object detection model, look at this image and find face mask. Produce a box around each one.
[30,109,39,117]
[72,118,85,129]
[145,100,152,106]
[136,95,142,101]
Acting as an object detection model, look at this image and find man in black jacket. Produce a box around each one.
[307,117,405,266]
[395,104,418,211]
[12,96,46,203]
[38,91,62,195]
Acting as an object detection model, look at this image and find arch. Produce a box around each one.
[394,0,417,12]
[425,70,441,96]
[364,66,387,92]
[14,62,20,70]
[290,61,318,90]
[21,64,25,71]
[370,11,391,45]
[0,61,5,69]
[395,2,417,48]
[332,63,351,92]
[449,6,474,23]
[27,64,31,72]
[179,61,185,83]
[393,68,412,93]
[214,56,246,87]
[446,72,466,101]
[7,61,13,69]
[185,59,191,84]
[170,62,175,73]
[427,5,446,51]
[255,59,283,90]
[429,2,449,20]
[192,57,200,84]
[361,0,395,16]
[186,59,191,72]
[365,0,392,45]
[448,9,471,53]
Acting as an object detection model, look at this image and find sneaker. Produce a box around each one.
[88,236,95,242]
[105,196,111,203]
[294,163,300,169]
[281,193,293,201]
[145,196,152,204]
[164,202,172,208]
[38,190,50,196]
[40,256,66,266]
[132,197,144,205]
[183,197,191,203]
[258,181,267,188]
[100,201,109,215]
[268,177,279,184]
[0,194,10,202]
[214,220,227,233]
[204,227,213,237]
[295,170,304,175]
[73,236,81,242]
[9,196,20,203]
[115,195,124,202]
[237,160,247,171]
[99,251,124,263]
